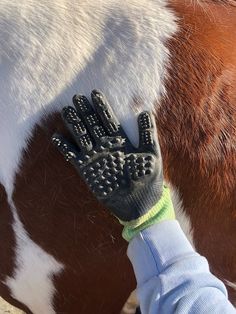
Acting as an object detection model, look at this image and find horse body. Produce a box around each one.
[162,0,236,302]
[0,1,235,313]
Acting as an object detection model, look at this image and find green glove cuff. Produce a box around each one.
[120,186,175,242]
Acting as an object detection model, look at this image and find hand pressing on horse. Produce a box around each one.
[52,90,174,241]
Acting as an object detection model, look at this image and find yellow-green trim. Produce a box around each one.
[121,186,175,242]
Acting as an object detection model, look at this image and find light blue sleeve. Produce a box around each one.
[127,220,236,314]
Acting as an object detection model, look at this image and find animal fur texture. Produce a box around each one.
[0,0,235,313]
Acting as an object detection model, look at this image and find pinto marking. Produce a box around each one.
[169,185,195,248]
[0,5,177,307]
[0,0,235,313]
[5,202,64,314]
[0,0,177,198]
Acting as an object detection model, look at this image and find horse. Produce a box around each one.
[0,0,235,313]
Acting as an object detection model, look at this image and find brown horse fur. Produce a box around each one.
[162,0,236,300]
[0,1,235,313]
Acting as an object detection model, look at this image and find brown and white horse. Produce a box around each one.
[0,0,235,313]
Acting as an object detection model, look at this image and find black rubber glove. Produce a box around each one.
[52,90,163,222]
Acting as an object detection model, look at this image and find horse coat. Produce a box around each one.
[0,0,235,313]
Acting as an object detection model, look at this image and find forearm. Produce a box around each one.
[128,220,236,314]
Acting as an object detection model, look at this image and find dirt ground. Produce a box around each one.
[0,298,24,313]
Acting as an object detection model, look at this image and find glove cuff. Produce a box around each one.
[121,186,175,242]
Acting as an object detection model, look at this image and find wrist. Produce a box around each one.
[121,186,175,242]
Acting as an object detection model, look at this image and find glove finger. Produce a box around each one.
[73,94,107,142]
[138,111,159,155]
[51,133,83,167]
[91,90,124,137]
[62,106,93,153]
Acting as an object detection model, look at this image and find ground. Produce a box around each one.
[0,298,24,313]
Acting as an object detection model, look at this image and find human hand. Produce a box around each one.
[52,90,163,220]
[52,90,174,240]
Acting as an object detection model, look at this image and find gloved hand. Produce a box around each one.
[52,90,175,241]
